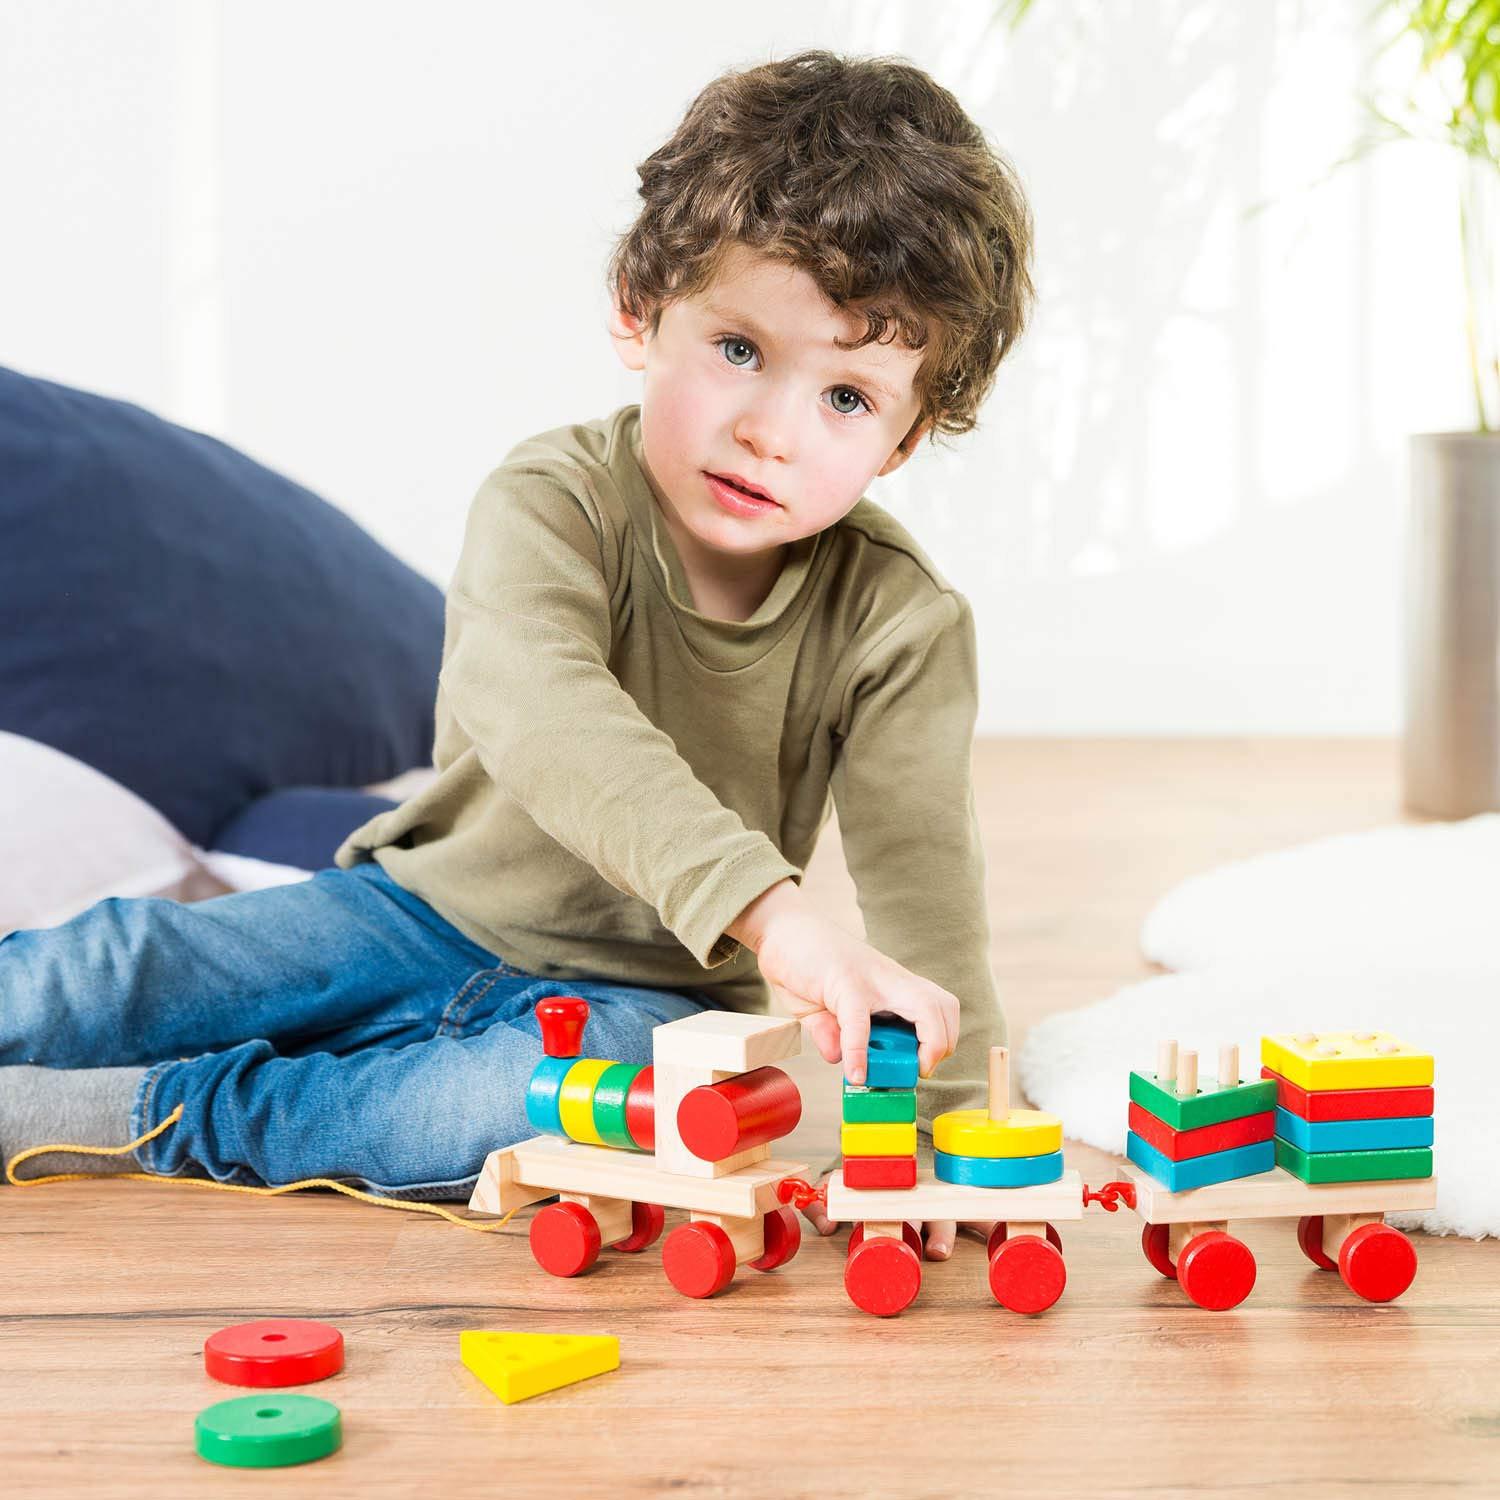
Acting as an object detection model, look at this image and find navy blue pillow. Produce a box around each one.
[211,788,400,870]
[0,365,443,847]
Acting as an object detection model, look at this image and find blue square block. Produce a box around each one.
[1274,1106,1434,1154]
[1126,1131,1275,1191]
[848,1017,920,1089]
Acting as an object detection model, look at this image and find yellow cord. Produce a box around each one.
[4,1104,520,1234]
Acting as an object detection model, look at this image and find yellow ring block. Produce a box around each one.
[1261,1032,1434,1091]
[558,1059,614,1146]
[932,1108,1063,1159]
[840,1121,917,1157]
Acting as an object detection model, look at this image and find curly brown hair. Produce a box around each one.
[606,49,1035,444]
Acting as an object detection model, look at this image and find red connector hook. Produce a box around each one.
[776,1177,827,1212]
[1083,1180,1137,1213]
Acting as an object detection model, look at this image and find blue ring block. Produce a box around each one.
[1275,1106,1434,1154]
[933,1149,1064,1188]
[1126,1131,1275,1192]
[525,1055,573,1137]
[849,1017,920,1090]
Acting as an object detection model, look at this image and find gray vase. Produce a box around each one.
[1402,432,1500,817]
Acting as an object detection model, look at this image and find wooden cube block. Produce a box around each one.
[843,1154,918,1190]
[842,1083,917,1124]
[841,1121,918,1157]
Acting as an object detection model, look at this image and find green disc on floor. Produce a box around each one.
[194,1393,342,1468]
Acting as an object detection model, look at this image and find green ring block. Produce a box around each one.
[1128,1071,1278,1132]
[1274,1136,1433,1185]
[195,1394,342,1468]
[589,1062,644,1150]
[842,1083,917,1124]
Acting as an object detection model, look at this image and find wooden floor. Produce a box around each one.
[4,740,1496,1497]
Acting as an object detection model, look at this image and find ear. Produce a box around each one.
[876,418,931,477]
[607,280,652,373]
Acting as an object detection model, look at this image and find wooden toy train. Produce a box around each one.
[469,1002,1437,1316]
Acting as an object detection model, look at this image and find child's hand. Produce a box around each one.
[739,884,959,1083]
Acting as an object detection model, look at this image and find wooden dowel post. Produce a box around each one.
[1218,1043,1239,1088]
[1176,1049,1198,1099]
[1157,1039,1178,1086]
[988,1046,1010,1123]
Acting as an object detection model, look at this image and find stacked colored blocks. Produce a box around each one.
[842,1018,919,1189]
[1261,1032,1434,1185]
[526,1056,655,1153]
[932,1045,1064,1188]
[1125,1045,1276,1192]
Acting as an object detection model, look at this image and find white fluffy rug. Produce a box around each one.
[1016,817,1500,1240]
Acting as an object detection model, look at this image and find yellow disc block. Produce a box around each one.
[1261,1032,1433,1091]
[932,1107,1063,1159]
[840,1121,918,1157]
[557,1059,614,1146]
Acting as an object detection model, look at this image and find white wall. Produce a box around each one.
[0,0,1474,733]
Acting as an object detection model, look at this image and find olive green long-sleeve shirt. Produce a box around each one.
[335,404,1004,1123]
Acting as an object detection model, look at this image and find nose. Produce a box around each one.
[733,386,796,465]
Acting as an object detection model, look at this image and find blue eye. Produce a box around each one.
[718,336,756,368]
[829,387,865,416]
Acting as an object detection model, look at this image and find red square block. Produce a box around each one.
[843,1154,917,1189]
[1260,1066,1435,1123]
[1127,1100,1273,1162]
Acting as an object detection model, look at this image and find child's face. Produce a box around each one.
[610,243,929,570]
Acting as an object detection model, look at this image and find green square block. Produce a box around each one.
[1128,1071,1278,1132]
[1274,1137,1433,1184]
[842,1082,917,1124]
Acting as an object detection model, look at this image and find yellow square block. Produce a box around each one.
[840,1121,918,1157]
[1260,1032,1434,1091]
[460,1330,619,1404]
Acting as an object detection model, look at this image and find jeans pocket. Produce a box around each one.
[436,966,521,1038]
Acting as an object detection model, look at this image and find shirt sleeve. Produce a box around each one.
[437,459,799,969]
[828,590,1007,1129]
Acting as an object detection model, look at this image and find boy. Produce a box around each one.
[0,51,1034,1255]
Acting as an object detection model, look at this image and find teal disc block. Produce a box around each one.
[195,1394,342,1468]
[525,1055,573,1137]
[934,1149,1064,1188]
[852,1018,920,1090]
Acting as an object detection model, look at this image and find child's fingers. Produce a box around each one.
[837,1005,872,1087]
[798,1011,842,1067]
[801,1199,837,1236]
[924,1220,958,1260]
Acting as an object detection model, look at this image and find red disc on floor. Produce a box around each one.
[529,1201,602,1277]
[1176,1230,1256,1311]
[844,1235,922,1317]
[204,1320,345,1388]
[662,1221,737,1298]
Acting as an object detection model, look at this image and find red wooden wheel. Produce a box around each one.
[1339,1222,1417,1303]
[844,1235,922,1317]
[529,1201,601,1278]
[848,1222,924,1258]
[1296,1215,1338,1272]
[1140,1222,1177,1280]
[662,1221,738,1299]
[1176,1230,1255,1311]
[748,1206,802,1272]
[610,1201,665,1254]
[987,1222,1063,1259]
[987,1233,1067,1314]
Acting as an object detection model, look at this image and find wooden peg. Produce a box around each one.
[988,1046,1010,1123]
[1218,1044,1239,1088]
[1176,1049,1198,1099]
[1157,1039,1178,1086]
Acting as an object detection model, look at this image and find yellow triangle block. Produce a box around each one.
[460,1330,620,1405]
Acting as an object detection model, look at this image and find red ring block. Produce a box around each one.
[624,1065,655,1152]
[676,1066,802,1162]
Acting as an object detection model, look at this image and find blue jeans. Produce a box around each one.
[0,864,712,1198]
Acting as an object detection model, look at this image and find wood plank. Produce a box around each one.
[825,1167,1084,1223]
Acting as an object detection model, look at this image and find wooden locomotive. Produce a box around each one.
[468,997,809,1298]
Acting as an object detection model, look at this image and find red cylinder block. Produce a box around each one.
[676,1066,802,1162]
[624,1065,656,1152]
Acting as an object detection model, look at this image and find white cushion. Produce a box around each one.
[0,731,227,936]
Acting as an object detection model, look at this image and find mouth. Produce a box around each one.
[706,471,779,506]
